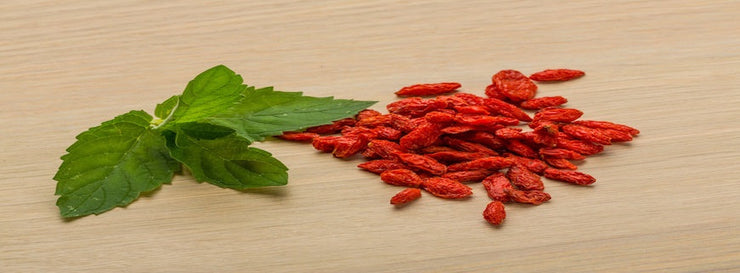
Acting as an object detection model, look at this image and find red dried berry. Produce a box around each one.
[357,159,407,174]
[380,169,423,187]
[506,165,544,191]
[441,169,493,183]
[506,189,551,205]
[366,139,404,160]
[387,97,448,117]
[312,136,341,153]
[422,177,472,199]
[539,148,586,160]
[483,201,506,226]
[519,96,568,110]
[395,82,461,96]
[484,98,533,122]
[356,109,382,120]
[505,139,538,158]
[533,107,583,123]
[454,105,491,115]
[447,156,512,172]
[529,69,585,82]
[543,157,578,170]
[399,121,443,150]
[494,127,525,139]
[543,168,596,185]
[572,120,640,136]
[555,137,604,156]
[482,173,513,203]
[426,151,489,163]
[491,69,538,102]
[277,132,320,141]
[332,136,367,158]
[442,137,499,156]
[561,124,612,145]
[394,152,447,176]
[390,188,422,205]
[505,154,548,174]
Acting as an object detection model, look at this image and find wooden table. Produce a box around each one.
[2,1,738,272]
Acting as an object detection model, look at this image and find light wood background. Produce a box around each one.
[1,1,738,272]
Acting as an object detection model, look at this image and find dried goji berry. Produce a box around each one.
[506,189,551,205]
[390,188,422,205]
[484,83,506,100]
[399,121,443,150]
[505,139,538,158]
[357,159,407,174]
[506,165,544,191]
[424,111,457,124]
[483,201,506,226]
[482,172,513,202]
[531,122,559,147]
[356,114,393,128]
[597,128,634,142]
[454,105,491,115]
[484,98,533,122]
[532,107,583,124]
[369,126,403,140]
[422,177,472,199]
[437,125,472,134]
[494,127,525,139]
[539,148,586,160]
[505,153,548,174]
[519,96,568,110]
[312,136,341,153]
[418,145,457,154]
[441,169,493,183]
[442,137,499,156]
[381,169,423,187]
[277,132,320,141]
[452,92,488,106]
[455,131,506,149]
[386,97,448,117]
[426,151,489,163]
[561,124,612,145]
[447,156,512,172]
[543,168,596,185]
[395,82,461,97]
[491,69,538,102]
[454,114,520,127]
[555,137,604,155]
[394,152,447,176]
[529,69,585,82]
[356,109,382,120]
[572,120,640,136]
[366,139,404,160]
[543,157,578,170]
[332,136,368,158]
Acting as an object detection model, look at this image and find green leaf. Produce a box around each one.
[167,131,288,189]
[205,86,376,142]
[154,95,179,120]
[165,65,246,126]
[54,111,179,218]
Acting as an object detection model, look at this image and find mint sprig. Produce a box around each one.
[54,65,376,218]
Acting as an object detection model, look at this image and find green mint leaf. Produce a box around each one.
[206,86,376,142]
[164,65,246,127]
[154,95,179,120]
[53,110,179,218]
[167,131,288,189]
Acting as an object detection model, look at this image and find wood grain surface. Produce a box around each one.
[1,1,738,272]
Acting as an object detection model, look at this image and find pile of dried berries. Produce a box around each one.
[278,68,638,226]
